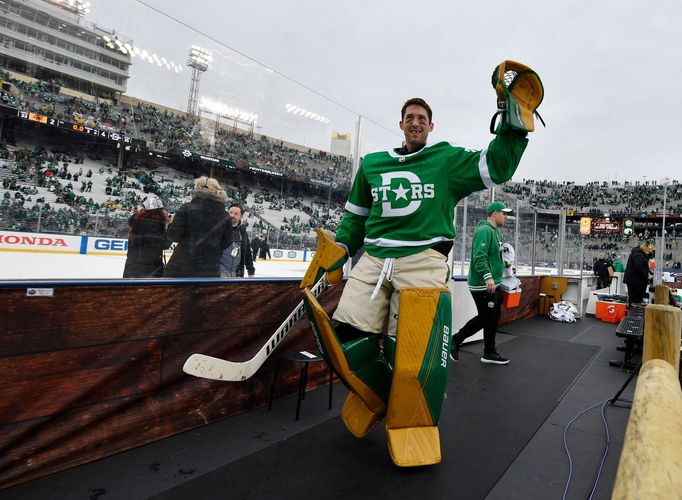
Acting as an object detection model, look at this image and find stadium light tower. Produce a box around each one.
[186,46,212,117]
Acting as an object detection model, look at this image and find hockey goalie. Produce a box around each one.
[299,65,542,466]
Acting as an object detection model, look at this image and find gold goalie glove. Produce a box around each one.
[490,60,545,134]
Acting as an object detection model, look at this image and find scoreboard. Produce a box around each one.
[591,217,621,235]
[16,110,132,145]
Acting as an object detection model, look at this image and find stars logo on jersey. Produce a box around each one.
[370,171,435,217]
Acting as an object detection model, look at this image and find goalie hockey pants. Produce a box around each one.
[451,288,502,355]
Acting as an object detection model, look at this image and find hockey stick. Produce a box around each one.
[182,278,329,381]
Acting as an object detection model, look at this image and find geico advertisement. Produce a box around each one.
[0,230,82,253]
[86,236,128,255]
[270,249,308,261]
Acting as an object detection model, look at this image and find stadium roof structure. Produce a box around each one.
[0,0,131,95]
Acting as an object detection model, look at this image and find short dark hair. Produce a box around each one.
[229,203,244,214]
[401,98,432,122]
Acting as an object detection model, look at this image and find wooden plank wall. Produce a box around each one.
[0,276,540,489]
[0,281,343,489]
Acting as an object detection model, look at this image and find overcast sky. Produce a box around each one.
[87,0,681,184]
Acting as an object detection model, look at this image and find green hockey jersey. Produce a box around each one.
[336,131,527,258]
[467,220,504,291]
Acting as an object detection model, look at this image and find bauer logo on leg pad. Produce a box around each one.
[441,325,450,368]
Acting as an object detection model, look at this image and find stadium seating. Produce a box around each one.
[1,70,682,261]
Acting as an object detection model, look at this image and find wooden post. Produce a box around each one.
[654,284,670,305]
[612,360,682,499]
[613,304,682,498]
[643,304,681,372]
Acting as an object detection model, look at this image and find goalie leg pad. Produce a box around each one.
[302,288,392,437]
[385,287,452,467]
[299,228,348,289]
[341,392,383,438]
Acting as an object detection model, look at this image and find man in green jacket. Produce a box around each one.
[451,201,513,365]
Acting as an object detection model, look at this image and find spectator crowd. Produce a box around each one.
[2,70,682,263]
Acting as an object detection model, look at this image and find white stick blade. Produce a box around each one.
[182,353,253,382]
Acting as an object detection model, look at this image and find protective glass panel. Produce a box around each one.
[0,0,554,282]
[513,206,536,272]
[459,204,488,276]
[535,210,562,276]
[564,217,587,275]
[0,0,362,279]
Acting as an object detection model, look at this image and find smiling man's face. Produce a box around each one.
[400,104,434,152]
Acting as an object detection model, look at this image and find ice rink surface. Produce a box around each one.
[0,251,576,281]
[0,252,310,280]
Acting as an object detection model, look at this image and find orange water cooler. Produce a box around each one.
[501,289,522,308]
[601,303,627,323]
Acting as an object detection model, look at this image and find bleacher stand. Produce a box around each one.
[2,70,682,259]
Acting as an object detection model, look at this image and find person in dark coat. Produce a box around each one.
[163,176,232,277]
[623,243,654,307]
[593,252,612,290]
[122,194,172,278]
[250,234,262,261]
[220,204,255,277]
[259,239,271,260]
